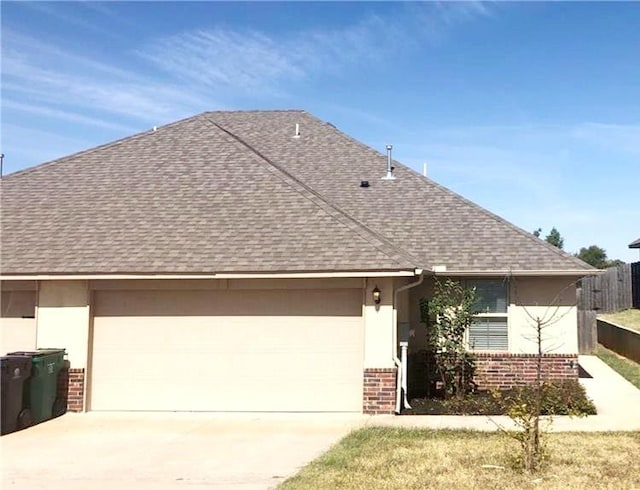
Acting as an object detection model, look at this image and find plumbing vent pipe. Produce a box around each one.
[382,144,396,180]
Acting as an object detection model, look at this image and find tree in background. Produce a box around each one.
[532,227,564,249]
[575,245,624,269]
[545,227,564,249]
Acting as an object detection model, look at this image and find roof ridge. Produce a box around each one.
[2,112,207,180]
[306,113,594,272]
[204,109,306,116]
[202,116,425,271]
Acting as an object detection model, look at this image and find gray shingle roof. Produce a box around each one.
[630,238,640,249]
[1,110,594,275]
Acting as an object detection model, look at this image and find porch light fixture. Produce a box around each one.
[372,286,381,305]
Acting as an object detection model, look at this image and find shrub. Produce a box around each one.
[405,380,596,416]
[420,279,478,398]
[540,379,597,415]
[493,379,596,416]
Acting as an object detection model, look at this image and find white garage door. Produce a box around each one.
[90,288,363,412]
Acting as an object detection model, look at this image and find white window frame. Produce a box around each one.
[466,279,509,352]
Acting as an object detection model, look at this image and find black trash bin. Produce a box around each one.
[1,355,33,435]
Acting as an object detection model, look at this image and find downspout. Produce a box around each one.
[392,269,425,414]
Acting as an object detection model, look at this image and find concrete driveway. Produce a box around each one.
[1,412,364,490]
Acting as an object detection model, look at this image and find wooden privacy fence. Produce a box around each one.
[577,307,597,354]
[578,263,632,313]
[632,262,640,309]
[577,263,638,354]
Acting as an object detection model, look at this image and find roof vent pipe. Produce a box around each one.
[293,123,300,138]
[382,144,396,180]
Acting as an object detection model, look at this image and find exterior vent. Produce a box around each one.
[360,180,370,188]
[382,145,396,180]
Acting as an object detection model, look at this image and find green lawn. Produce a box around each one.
[595,344,640,389]
[279,427,640,490]
[599,309,640,332]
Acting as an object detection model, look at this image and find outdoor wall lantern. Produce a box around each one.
[372,286,381,305]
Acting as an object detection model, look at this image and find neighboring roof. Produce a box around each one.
[1,110,594,275]
[630,238,640,249]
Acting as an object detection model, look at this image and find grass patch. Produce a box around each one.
[599,309,640,332]
[596,344,640,389]
[279,427,640,490]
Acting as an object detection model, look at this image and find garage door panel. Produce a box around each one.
[91,289,363,412]
[94,289,362,317]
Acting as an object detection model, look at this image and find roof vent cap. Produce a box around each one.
[382,144,396,180]
[360,180,370,188]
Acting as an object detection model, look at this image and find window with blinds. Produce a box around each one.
[467,279,509,351]
[469,316,509,351]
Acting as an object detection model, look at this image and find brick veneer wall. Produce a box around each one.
[363,368,397,414]
[67,369,85,412]
[57,365,85,413]
[474,353,579,390]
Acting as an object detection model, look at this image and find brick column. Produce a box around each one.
[67,369,85,412]
[363,368,397,414]
[57,365,85,413]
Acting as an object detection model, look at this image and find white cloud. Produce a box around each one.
[2,2,496,132]
[15,2,125,40]
[571,122,640,156]
[138,29,305,91]
[136,3,493,94]
[2,101,137,132]
[2,32,216,124]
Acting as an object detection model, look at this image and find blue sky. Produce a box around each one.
[2,1,639,262]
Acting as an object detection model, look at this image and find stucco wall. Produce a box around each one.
[363,277,395,368]
[37,280,91,368]
[1,284,37,354]
[510,277,578,354]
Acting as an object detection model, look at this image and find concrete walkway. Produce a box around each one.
[371,355,640,432]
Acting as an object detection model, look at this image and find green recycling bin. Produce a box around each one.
[8,349,66,425]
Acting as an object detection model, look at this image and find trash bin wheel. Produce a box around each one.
[53,398,66,417]
[17,409,32,429]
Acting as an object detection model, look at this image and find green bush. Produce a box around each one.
[405,379,596,416]
[541,379,597,415]
[495,380,596,416]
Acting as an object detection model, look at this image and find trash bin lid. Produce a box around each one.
[7,349,65,357]
[1,355,33,374]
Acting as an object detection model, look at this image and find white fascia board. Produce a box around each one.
[437,269,602,277]
[0,270,420,281]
